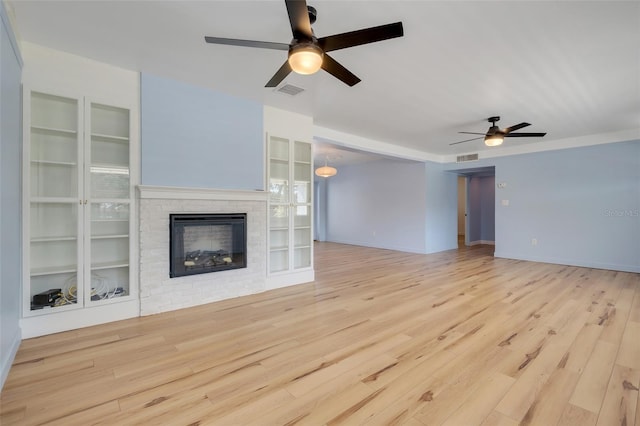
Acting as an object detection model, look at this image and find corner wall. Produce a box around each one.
[326,159,428,253]
[0,0,23,390]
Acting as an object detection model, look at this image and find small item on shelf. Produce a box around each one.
[32,288,62,306]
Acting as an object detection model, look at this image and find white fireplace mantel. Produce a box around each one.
[137,185,268,201]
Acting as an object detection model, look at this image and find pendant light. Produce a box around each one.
[315,157,337,178]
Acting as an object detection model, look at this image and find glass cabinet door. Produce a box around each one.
[293,141,312,269]
[268,136,290,274]
[87,103,131,303]
[268,136,313,274]
[28,92,82,311]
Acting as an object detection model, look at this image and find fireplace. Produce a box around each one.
[169,213,247,278]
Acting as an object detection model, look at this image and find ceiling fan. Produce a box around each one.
[204,0,404,87]
[450,116,547,147]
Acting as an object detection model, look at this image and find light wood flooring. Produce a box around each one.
[1,242,639,425]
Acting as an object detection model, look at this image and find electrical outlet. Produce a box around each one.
[497,182,507,188]
[532,238,538,246]
[501,199,509,206]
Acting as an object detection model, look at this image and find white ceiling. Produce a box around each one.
[9,0,640,164]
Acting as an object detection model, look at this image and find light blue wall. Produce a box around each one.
[467,175,495,244]
[141,73,264,190]
[448,140,640,272]
[1,3,23,390]
[325,159,428,253]
[314,178,328,241]
[424,162,458,253]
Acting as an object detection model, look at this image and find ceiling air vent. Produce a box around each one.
[276,84,305,96]
[457,153,479,163]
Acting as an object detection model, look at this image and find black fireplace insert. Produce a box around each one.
[169,213,247,278]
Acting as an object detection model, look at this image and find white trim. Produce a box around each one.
[0,0,23,66]
[0,327,21,391]
[266,269,315,291]
[469,240,495,246]
[20,299,139,338]
[137,185,268,201]
[494,251,639,274]
[313,125,445,163]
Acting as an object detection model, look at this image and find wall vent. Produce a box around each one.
[276,84,305,96]
[456,153,479,163]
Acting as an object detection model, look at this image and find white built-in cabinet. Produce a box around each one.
[267,135,313,280]
[23,88,137,319]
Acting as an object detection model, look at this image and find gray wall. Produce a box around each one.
[467,175,495,244]
[141,73,264,190]
[1,3,23,390]
[424,161,458,253]
[322,159,460,254]
[326,159,429,253]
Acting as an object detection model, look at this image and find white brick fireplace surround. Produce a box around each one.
[138,186,267,316]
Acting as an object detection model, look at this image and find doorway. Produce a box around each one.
[457,176,467,247]
[454,167,496,249]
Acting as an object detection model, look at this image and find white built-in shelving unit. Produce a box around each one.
[267,135,313,278]
[23,88,137,322]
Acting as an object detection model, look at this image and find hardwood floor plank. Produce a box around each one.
[559,403,599,426]
[440,373,515,426]
[617,321,640,370]
[1,242,638,425]
[569,339,620,413]
[595,364,639,426]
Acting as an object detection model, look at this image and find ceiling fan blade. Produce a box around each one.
[265,61,293,87]
[458,131,486,135]
[449,136,484,146]
[318,22,404,52]
[285,0,313,39]
[504,132,547,138]
[205,36,289,51]
[503,122,531,133]
[321,54,361,86]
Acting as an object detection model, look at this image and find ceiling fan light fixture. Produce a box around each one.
[484,135,504,147]
[288,43,323,75]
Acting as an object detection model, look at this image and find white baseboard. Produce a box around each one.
[493,251,640,273]
[1,326,22,391]
[266,269,315,291]
[469,240,495,246]
[20,299,139,339]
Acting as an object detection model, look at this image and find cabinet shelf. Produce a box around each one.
[270,157,288,163]
[294,245,312,250]
[270,246,289,252]
[31,264,77,276]
[91,162,129,170]
[91,234,128,240]
[91,261,129,270]
[31,197,78,204]
[31,125,77,136]
[91,133,129,143]
[31,236,76,243]
[31,160,77,167]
